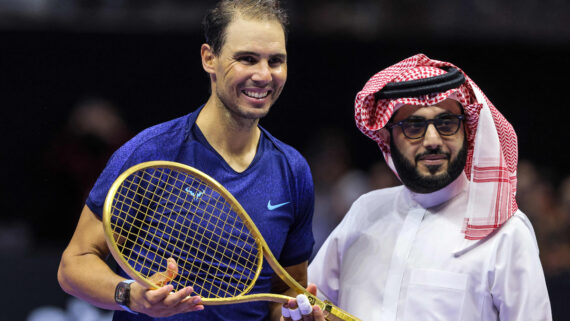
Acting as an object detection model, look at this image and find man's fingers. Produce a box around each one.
[312,305,325,321]
[279,284,322,321]
[289,307,302,321]
[282,305,293,321]
[136,285,204,317]
[284,300,303,321]
[297,294,313,320]
[306,283,318,296]
[148,257,178,287]
[161,286,193,307]
[145,284,174,304]
[170,289,204,313]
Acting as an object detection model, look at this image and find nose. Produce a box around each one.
[251,60,272,84]
[422,123,443,148]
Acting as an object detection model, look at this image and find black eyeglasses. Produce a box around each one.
[386,114,465,139]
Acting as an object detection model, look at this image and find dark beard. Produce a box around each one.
[390,136,468,193]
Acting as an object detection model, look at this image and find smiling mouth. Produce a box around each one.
[243,90,270,99]
[416,149,450,162]
[418,155,447,161]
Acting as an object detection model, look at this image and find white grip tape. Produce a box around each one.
[289,308,302,321]
[296,294,313,315]
[282,306,291,318]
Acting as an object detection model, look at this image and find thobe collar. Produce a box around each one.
[407,172,469,209]
[403,173,482,255]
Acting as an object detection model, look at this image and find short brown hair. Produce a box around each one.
[202,0,289,55]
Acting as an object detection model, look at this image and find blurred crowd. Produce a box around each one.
[11,98,569,319]
[302,128,402,257]
[516,160,570,278]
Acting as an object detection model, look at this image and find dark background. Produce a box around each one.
[0,1,568,320]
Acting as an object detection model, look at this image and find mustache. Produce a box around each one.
[415,148,450,162]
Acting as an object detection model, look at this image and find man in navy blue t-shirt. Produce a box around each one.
[57,1,315,320]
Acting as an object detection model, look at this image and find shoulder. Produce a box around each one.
[87,112,197,215]
[125,114,190,152]
[263,129,307,162]
[349,185,403,215]
[114,113,191,165]
[493,210,539,253]
[335,185,404,232]
[261,128,312,176]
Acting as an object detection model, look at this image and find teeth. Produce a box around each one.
[243,90,269,99]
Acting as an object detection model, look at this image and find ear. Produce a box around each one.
[201,43,216,78]
[379,127,391,143]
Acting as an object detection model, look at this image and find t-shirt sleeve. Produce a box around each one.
[85,143,137,217]
[85,115,190,217]
[278,154,315,267]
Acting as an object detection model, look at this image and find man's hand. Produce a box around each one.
[128,258,204,317]
[281,284,325,321]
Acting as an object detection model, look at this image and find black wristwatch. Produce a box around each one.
[115,279,138,314]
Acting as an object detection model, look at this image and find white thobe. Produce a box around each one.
[309,173,552,321]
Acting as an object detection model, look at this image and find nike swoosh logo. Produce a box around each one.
[267,201,290,211]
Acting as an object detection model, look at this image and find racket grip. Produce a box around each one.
[320,300,362,321]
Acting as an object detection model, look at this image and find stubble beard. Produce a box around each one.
[390,136,468,194]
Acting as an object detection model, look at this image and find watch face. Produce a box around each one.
[115,282,130,304]
[117,287,126,298]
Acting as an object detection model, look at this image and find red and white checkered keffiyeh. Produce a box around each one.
[354,53,518,240]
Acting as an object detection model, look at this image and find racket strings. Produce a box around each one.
[110,167,261,298]
[112,170,255,296]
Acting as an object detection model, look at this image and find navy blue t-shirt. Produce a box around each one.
[86,106,315,321]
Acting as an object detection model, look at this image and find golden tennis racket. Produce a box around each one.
[102,160,360,321]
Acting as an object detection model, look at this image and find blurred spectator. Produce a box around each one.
[516,159,570,319]
[27,297,113,321]
[49,97,131,195]
[304,129,368,257]
[368,160,400,190]
[306,129,401,259]
[0,220,33,254]
[516,160,570,276]
[38,97,131,245]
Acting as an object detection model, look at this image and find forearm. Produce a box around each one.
[58,206,205,317]
[270,261,308,321]
[58,249,123,310]
[57,205,124,311]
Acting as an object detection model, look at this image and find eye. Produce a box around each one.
[437,114,456,120]
[435,114,461,135]
[436,114,459,126]
[404,118,426,129]
[237,56,258,64]
[268,56,285,67]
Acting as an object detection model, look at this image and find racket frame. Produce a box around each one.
[103,161,360,320]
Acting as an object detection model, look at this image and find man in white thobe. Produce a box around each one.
[282,54,552,321]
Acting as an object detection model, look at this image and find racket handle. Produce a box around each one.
[305,293,361,321]
[320,300,362,321]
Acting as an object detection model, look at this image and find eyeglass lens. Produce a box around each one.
[402,115,461,138]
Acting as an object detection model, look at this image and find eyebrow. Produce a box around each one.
[405,112,457,121]
[234,51,287,60]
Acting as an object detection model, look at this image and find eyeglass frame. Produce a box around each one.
[386,114,466,139]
